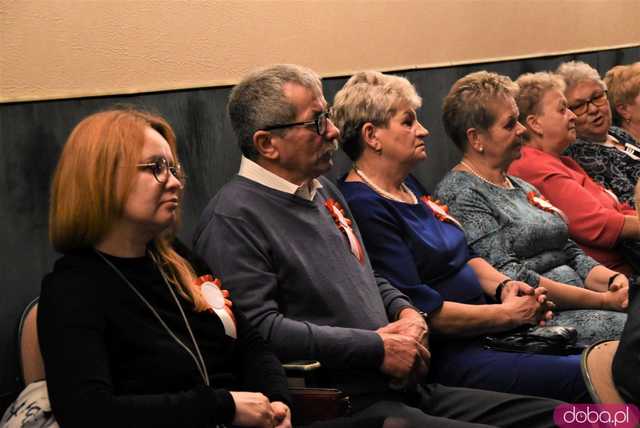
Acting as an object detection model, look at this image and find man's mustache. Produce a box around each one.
[326,139,339,152]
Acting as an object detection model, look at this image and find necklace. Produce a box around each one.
[459,160,514,190]
[95,250,210,386]
[352,166,417,204]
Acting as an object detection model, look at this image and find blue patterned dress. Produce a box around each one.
[434,171,626,346]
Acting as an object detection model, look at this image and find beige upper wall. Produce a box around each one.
[1,0,639,103]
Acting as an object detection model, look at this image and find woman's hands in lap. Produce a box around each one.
[271,401,292,428]
[501,281,555,327]
[602,282,630,311]
[231,391,291,428]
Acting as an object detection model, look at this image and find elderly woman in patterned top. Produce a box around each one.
[434,71,628,347]
[559,61,640,207]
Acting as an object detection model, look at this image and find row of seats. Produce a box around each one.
[15,298,349,424]
[15,295,625,423]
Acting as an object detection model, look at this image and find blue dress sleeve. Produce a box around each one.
[346,192,444,315]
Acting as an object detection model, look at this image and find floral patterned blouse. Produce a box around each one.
[434,171,599,287]
[564,126,640,207]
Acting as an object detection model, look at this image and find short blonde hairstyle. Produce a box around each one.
[442,71,519,151]
[332,71,422,161]
[604,62,640,125]
[50,108,207,311]
[515,72,566,140]
[556,60,606,92]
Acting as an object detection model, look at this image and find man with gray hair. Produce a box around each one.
[194,64,560,426]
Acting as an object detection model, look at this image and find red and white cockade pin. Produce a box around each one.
[325,198,365,264]
[420,196,463,229]
[196,275,237,339]
[527,191,568,223]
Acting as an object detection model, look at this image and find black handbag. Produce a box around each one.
[482,326,585,355]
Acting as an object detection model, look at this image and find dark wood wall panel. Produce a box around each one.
[1,46,638,409]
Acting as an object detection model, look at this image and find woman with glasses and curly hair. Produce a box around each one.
[559,61,640,207]
[39,108,292,428]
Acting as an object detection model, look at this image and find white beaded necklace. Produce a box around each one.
[353,166,418,204]
[459,160,514,190]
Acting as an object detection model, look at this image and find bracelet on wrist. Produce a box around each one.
[608,273,621,290]
[494,279,512,303]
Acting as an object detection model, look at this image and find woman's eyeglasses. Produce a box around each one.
[569,91,608,116]
[137,157,186,183]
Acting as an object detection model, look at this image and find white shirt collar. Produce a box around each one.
[238,156,323,201]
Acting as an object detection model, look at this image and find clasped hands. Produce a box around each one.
[603,274,629,311]
[377,308,430,388]
[500,281,555,327]
[230,391,291,428]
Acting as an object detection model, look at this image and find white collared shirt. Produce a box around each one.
[238,156,323,201]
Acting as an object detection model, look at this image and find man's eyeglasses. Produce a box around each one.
[262,110,332,136]
[569,91,608,116]
[137,157,186,183]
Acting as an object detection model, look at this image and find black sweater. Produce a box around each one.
[38,245,290,428]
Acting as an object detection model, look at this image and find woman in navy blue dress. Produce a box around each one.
[332,70,626,403]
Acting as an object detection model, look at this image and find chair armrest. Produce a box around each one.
[282,360,322,372]
[282,360,323,387]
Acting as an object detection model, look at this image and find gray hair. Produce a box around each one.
[515,72,566,141]
[227,64,322,159]
[332,71,422,161]
[442,71,519,151]
[555,61,606,92]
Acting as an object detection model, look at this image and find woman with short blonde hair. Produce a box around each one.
[510,71,640,275]
[604,62,640,139]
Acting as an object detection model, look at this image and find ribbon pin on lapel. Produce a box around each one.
[420,196,463,229]
[196,275,237,339]
[527,191,569,223]
[325,198,365,264]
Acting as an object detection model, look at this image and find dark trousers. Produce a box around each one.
[351,383,562,428]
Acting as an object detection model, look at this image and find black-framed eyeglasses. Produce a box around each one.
[137,157,186,183]
[262,109,332,136]
[569,90,608,116]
